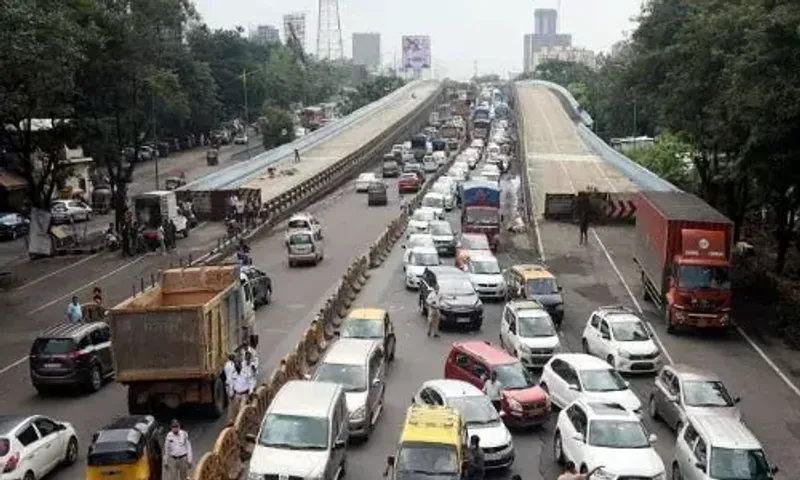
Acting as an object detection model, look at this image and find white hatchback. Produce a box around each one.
[404,246,440,289]
[581,306,662,373]
[407,208,437,236]
[0,415,78,480]
[355,172,378,192]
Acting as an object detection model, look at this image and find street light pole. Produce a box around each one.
[243,69,250,160]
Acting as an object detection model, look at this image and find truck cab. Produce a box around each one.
[460,180,501,251]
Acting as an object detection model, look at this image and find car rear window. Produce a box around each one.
[289,234,313,245]
[31,338,76,355]
[0,438,9,456]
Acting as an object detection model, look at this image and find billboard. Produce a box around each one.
[402,36,431,69]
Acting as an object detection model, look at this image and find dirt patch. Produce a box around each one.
[573,283,616,303]
[546,254,590,275]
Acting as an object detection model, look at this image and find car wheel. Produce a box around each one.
[63,436,78,465]
[87,364,102,392]
[648,395,660,421]
[265,287,272,305]
[554,431,565,464]
[581,338,590,353]
[388,338,396,361]
[672,462,682,480]
[23,470,34,480]
[207,376,227,418]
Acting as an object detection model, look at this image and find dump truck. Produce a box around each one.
[110,265,257,416]
[634,191,733,333]
[461,180,501,251]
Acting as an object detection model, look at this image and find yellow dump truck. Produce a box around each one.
[109,265,257,417]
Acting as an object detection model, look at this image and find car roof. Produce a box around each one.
[581,400,638,420]
[507,300,547,312]
[668,364,723,382]
[0,415,31,435]
[453,340,516,366]
[321,338,381,365]
[425,379,483,398]
[358,172,376,178]
[467,251,497,262]
[687,413,762,450]
[401,405,462,446]
[424,192,444,198]
[426,265,466,277]
[288,212,314,220]
[410,246,439,255]
[553,353,611,370]
[38,322,106,340]
[269,380,342,417]
[347,308,386,320]
[511,264,555,280]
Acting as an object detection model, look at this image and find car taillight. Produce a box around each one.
[68,350,84,360]
[3,452,20,473]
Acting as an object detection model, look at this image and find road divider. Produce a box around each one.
[543,191,637,224]
[190,148,455,480]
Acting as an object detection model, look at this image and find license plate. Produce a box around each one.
[485,451,503,461]
[43,363,60,368]
[457,317,472,323]
[279,475,289,480]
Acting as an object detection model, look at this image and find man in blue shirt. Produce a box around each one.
[67,296,82,323]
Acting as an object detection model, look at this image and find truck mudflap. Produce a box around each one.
[543,191,637,224]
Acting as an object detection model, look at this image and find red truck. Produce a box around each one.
[634,191,733,333]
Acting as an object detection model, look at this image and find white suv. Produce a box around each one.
[581,305,662,373]
[499,301,560,369]
[554,398,666,480]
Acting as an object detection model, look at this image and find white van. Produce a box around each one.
[286,229,324,267]
[249,380,349,480]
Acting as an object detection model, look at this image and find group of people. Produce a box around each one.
[226,193,261,234]
[223,336,260,422]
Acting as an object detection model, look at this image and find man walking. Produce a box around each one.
[576,192,590,246]
[67,296,82,324]
[163,419,192,480]
[557,461,604,480]
[226,359,253,423]
[426,290,441,338]
[465,435,485,480]
[483,371,503,411]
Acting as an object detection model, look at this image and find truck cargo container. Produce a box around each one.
[110,265,256,416]
[472,119,491,141]
[461,180,501,251]
[634,191,733,333]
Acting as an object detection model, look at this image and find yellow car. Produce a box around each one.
[504,264,565,325]
[339,308,396,361]
[86,415,163,480]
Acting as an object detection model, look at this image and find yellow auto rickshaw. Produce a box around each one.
[86,415,164,480]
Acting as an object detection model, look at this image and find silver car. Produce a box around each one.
[312,338,386,439]
[649,364,741,432]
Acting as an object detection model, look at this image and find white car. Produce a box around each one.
[539,354,642,415]
[407,208,437,236]
[355,172,378,192]
[500,301,561,369]
[404,246,440,288]
[403,233,436,265]
[0,414,79,480]
[554,398,665,479]
[234,134,248,144]
[413,379,515,469]
[432,151,448,167]
[50,199,93,223]
[422,155,439,173]
[463,252,506,299]
[447,167,468,182]
[420,194,446,219]
[581,306,662,373]
[431,182,456,210]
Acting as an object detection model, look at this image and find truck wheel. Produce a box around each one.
[207,377,227,419]
[641,273,651,301]
[665,310,676,334]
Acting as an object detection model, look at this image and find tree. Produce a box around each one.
[341,74,405,116]
[0,0,86,208]
[259,107,294,150]
[626,133,693,189]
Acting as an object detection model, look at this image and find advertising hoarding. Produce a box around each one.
[402,35,431,69]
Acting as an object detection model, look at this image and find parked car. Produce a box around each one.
[444,340,551,427]
[51,200,93,224]
[355,173,378,192]
[0,414,79,480]
[0,213,29,240]
[499,301,560,369]
[29,322,115,394]
[397,173,422,194]
[581,305,662,373]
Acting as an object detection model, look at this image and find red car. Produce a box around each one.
[398,172,422,194]
[444,340,551,428]
[455,233,491,269]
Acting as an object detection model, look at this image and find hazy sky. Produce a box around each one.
[193,0,644,79]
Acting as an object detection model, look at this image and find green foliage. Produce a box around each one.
[341,74,406,116]
[259,107,295,150]
[626,133,693,190]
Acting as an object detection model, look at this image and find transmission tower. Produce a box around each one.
[316,0,343,60]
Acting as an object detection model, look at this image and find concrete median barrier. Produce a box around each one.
[192,452,222,480]
[543,191,637,224]
[234,404,259,458]
[213,426,242,480]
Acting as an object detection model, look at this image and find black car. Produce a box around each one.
[29,322,115,394]
[241,266,273,308]
[418,266,483,331]
[368,182,389,206]
[0,213,29,240]
[382,159,400,178]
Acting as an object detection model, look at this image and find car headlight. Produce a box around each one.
[518,343,531,354]
[351,406,365,420]
[507,398,523,411]
[592,468,615,480]
[618,349,632,359]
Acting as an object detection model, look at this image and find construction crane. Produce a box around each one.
[287,22,307,66]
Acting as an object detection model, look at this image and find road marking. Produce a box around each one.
[26,255,147,316]
[15,252,103,290]
[522,129,546,263]
[0,357,27,376]
[735,325,800,399]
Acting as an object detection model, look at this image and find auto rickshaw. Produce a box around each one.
[206,148,219,166]
[86,415,164,480]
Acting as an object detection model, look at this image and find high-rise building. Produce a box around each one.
[352,33,381,70]
[251,25,280,45]
[523,33,572,72]
[283,13,307,51]
[534,9,557,36]
[533,46,597,71]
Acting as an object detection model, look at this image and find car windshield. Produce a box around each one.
[495,362,534,389]
[340,319,383,339]
[258,414,328,450]
[461,236,489,250]
[588,420,650,449]
[422,196,444,209]
[407,236,434,249]
[0,214,18,225]
[412,210,435,222]
[384,161,397,168]
[359,174,375,181]
[397,444,459,475]
[464,210,499,225]
[579,369,629,392]
[32,338,76,355]
[314,363,367,392]
[440,278,476,296]
[526,278,558,295]
[610,321,651,341]
[448,396,501,426]
[469,258,500,274]
[401,174,418,181]
[429,223,452,236]
[52,203,67,212]
[683,380,735,407]
[411,252,439,266]
[710,447,772,479]
[678,265,731,290]
[518,314,556,337]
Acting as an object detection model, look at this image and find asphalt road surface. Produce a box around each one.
[517,82,800,475]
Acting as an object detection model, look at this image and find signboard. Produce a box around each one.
[402,36,431,69]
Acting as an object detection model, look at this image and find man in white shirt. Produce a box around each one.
[223,353,237,383]
[163,419,192,480]
[243,350,258,391]
[426,290,441,337]
[226,360,253,423]
[482,371,503,412]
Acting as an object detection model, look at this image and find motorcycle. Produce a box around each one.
[105,232,120,251]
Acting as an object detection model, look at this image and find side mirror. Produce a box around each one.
[571,434,584,443]
[694,462,706,473]
[568,383,580,392]
[648,433,658,443]
[373,378,382,387]
[245,433,257,443]
[334,439,346,449]
[601,333,610,340]
[733,396,741,404]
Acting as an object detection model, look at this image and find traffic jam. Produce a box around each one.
[1,84,780,480]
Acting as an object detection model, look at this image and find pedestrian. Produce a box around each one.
[156,224,166,255]
[167,219,177,250]
[426,290,441,338]
[243,350,258,391]
[66,296,83,324]
[226,360,253,423]
[465,435,485,480]
[162,419,192,480]
[235,197,245,226]
[576,192,590,246]
[483,371,503,412]
[557,461,604,480]
[223,353,237,383]
[294,148,301,163]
